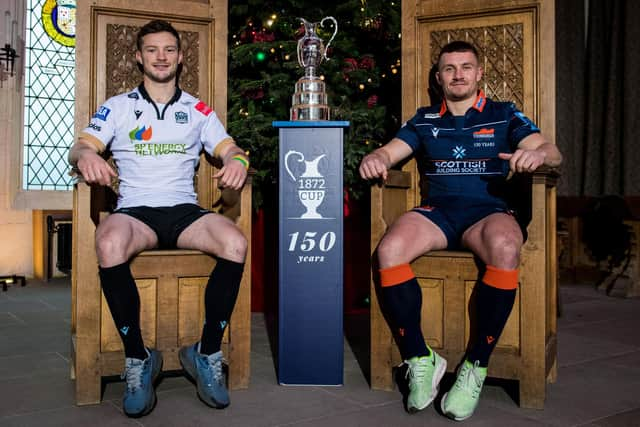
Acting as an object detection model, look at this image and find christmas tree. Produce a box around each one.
[228,0,401,208]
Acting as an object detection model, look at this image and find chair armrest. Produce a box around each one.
[383,169,413,189]
[235,169,253,237]
[371,166,560,249]
[370,169,413,248]
[531,165,560,187]
[73,179,118,227]
[213,169,254,223]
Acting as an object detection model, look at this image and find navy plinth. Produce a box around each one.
[274,121,349,386]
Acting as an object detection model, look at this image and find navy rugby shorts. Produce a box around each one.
[114,203,212,248]
[411,197,526,250]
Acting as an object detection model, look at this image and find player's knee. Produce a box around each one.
[377,234,409,267]
[95,229,128,264]
[487,233,521,267]
[222,229,248,262]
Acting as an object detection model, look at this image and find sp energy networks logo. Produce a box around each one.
[129,125,152,141]
[129,125,187,156]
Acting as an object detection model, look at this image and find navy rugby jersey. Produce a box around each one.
[395,90,540,205]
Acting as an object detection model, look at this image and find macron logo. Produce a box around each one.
[120,326,130,336]
[431,127,440,138]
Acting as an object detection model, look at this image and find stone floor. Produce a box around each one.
[0,276,639,426]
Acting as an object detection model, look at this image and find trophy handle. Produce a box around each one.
[297,37,305,68]
[320,16,338,61]
[284,150,304,181]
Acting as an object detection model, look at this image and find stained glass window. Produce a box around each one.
[22,0,76,191]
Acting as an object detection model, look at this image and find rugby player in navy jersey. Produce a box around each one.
[359,41,561,421]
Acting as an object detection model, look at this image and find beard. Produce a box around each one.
[142,66,177,84]
[444,83,476,102]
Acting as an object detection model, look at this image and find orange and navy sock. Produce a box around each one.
[467,265,518,367]
[380,264,430,360]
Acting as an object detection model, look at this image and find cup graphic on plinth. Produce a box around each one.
[285,150,327,219]
[290,17,338,121]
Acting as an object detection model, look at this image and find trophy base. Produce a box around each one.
[290,76,330,121]
[290,105,330,121]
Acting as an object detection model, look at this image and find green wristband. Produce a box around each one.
[231,155,249,169]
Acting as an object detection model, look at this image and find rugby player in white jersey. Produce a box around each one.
[69,19,248,418]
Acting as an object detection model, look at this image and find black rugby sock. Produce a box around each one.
[99,262,147,360]
[200,258,245,355]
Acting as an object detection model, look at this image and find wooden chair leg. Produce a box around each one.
[547,357,558,384]
[518,374,545,409]
[75,356,102,405]
[370,286,395,391]
[70,339,76,381]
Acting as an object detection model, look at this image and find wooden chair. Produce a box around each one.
[370,0,559,409]
[370,167,559,409]
[619,220,640,297]
[558,199,640,297]
[71,172,252,405]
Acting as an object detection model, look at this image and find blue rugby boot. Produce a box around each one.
[122,348,162,417]
[179,343,230,409]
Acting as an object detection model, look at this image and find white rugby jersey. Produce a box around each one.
[80,85,233,208]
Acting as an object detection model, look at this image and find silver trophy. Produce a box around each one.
[290,17,338,121]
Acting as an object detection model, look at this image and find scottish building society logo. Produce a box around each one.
[452,146,466,159]
[129,125,152,141]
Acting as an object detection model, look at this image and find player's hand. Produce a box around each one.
[359,151,389,181]
[76,151,117,186]
[499,149,546,177]
[213,159,247,190]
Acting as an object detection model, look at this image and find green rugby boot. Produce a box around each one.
[441,360,487,421]
[405,350,447,413]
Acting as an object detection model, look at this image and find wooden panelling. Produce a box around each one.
[100,279,157,352]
